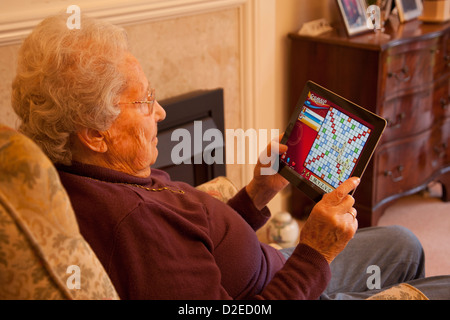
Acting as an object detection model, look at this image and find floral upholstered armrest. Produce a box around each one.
[0,124,119,300]
[196,176,239,203]
[367,283,429,300]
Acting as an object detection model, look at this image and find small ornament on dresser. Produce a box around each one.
[266,211,300,248]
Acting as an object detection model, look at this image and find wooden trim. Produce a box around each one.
[237,0,276,184]
[0,0,246,46]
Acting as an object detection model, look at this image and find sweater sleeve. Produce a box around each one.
[227,188,331,299]
[255,243,331,300]
[226,187,271,231]
[108,203,330,300]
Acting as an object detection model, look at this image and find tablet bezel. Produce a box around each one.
[278,81,386,202]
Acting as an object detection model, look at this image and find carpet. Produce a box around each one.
[377,182,450,277]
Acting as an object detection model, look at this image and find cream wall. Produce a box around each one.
[0,0,340,214]
[0,3,245,187]
[271,0,339,213]
[274,0,339,135]
[0,44,20,127]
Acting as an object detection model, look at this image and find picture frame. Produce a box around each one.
[395,0,423,23]
[336,0,371,36]
[380,0,394,22]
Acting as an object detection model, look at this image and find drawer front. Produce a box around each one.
[383,45,437,99]
[380,87,433,143]
[433,117,450,168]
[375,130,434,203]
[433,34,450,76]
[375,122,450,203]
[380,77,450,143]
[437,76,450,119]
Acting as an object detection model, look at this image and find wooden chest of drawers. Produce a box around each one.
[288,19,450,227]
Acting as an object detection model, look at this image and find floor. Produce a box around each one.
[377,182,450,277]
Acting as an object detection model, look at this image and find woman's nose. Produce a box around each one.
[154,100,166,122]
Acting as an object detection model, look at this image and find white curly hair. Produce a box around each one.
[11,13,129,165]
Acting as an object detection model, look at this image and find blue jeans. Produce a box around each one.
[280,225,450,299]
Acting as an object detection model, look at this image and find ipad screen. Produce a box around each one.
[280,89,374,194]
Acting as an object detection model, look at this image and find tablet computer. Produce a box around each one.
[278,81,386,202]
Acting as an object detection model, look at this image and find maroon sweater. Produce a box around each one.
[57,162,330,299]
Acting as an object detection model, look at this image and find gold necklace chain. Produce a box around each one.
[83,176,185,194]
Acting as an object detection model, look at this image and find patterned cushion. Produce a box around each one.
[0,124,119,300]
[367,283,429,300]
[196,176,239,203]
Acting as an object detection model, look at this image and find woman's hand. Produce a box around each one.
[245,135,289,210]
[299,177,360,264]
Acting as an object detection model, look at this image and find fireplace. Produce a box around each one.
[153,88,226,186]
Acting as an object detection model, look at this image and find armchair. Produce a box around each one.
[0,124,119,299]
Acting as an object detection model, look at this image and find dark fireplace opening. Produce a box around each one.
[153,88,226,186]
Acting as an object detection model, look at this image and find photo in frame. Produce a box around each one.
[337,0,371,36]
[395,0,423,23]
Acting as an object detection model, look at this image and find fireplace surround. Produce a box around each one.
[154,88,226,186]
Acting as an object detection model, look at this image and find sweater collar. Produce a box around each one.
[57,161,155,186]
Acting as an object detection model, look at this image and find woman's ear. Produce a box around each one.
[76,128,108,153]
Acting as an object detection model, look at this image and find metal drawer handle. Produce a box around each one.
[387,112,406,129]
[384,165,404,182]
[388,66,411,83]
[441,97,449,110]
[445,55,450,67]
[434,143,448,158]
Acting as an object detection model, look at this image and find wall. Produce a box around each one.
[275,0,339,133]
[0,44,18,127]
[0,1,246,188]
[272,0,339,213]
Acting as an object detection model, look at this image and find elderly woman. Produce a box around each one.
[11,13,450,300]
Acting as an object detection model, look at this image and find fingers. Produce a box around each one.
[268,133,287,156]
[258,134,287,167]
[345,207,358,231]
[325,177,360,205]
[276,133,285,143]
[270,139,288,156]
[320,177,360,226]
[347,207,357,220]
[336,177,360,198]
[345,207,359,238]
[300,177,360,263]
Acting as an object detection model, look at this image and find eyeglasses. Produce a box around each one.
[118,87,156,116]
